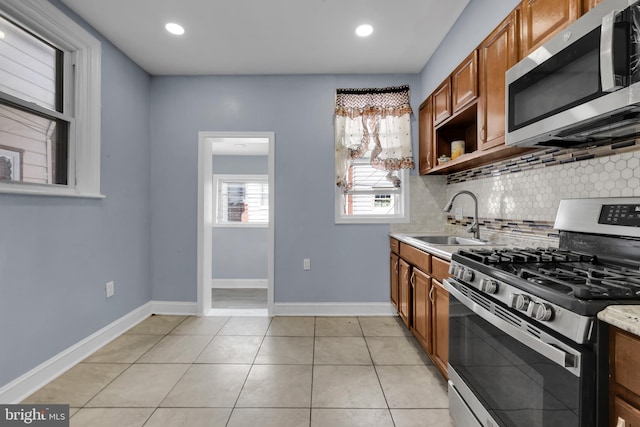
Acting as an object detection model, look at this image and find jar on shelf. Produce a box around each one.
[451,140,465,160]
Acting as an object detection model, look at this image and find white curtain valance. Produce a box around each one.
[335,85,414,189]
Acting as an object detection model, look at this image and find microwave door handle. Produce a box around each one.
[601,9,623,92]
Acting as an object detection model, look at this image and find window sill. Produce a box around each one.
[0,183,105,199]
[335,216,410,225]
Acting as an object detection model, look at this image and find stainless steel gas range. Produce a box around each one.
[445,197,640,427]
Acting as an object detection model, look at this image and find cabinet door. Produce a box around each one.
[418,97,434,174]
[452,51,478,113]
[613,397,640,427]
[478,10,520,151]
[398,259,412,328]
[390,253,399,310]
[412,268,432,353]
[433,78,452,126]
[431,279,449,380]
[521,0,581,56]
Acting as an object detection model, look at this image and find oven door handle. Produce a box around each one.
[444,279,582,376]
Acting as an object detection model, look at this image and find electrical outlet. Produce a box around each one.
[105,281,115,298]
[454,207,463,220]
[303,258,311,270]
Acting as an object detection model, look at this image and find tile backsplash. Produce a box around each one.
[391,142,640,239]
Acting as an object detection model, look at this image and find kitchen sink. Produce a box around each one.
[408,235,489,246]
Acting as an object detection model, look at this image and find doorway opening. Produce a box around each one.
[197,132,275,316]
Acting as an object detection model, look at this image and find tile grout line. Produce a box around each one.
[226,316,274,425]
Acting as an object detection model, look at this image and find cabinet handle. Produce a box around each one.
[429,285,434,303]
[616,417,626,427]
[410,271,415,287]
[480,126,486,143]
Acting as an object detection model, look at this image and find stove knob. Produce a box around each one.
[479,278,498,294]
[530,302,553,321]
[461,268,475,282]
[448,264,457,276]
[511,294,531,311]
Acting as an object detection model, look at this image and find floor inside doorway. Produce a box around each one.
[212,288,268,309]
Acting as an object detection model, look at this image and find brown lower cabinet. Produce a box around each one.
[610,326,640,426]
[390,238,449,379]
[398,258,411,328]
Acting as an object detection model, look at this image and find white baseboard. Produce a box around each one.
[273,302,397,316]
[211,279,268,289]
[0,300,197,404]
[150,300,198,315]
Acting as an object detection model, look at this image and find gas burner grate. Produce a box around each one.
[518,264,640,299]
[457,247,597,264]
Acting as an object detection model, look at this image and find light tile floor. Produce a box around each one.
[23,315,453,427]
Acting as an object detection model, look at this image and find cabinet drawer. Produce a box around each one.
[432,257,451,282]
[390,238,400,254]
[614,396,640,427]
[399,243,431,273]
[614,328,640,397]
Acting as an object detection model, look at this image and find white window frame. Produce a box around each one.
[335,165,410,224]
[213,174,269,228]
[0,0,102,198]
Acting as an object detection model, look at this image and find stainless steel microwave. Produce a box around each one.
[506,0,640,148]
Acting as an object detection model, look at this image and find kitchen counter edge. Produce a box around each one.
[389,232,505,261]
[598,305,640,337]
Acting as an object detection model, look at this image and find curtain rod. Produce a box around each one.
[336,85,409,95]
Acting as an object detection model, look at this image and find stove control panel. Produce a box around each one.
[449,261,595,343]
[598,204,640,227]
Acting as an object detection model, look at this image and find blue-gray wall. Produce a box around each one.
[149,74,422,303]
[420,0,521,98]
[0,0,520,390]
[0,0,151,387]
[212,155,268,279]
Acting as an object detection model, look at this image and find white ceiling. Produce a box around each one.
[59,0,470,76]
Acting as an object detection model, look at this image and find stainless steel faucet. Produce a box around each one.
[443,190,480,240]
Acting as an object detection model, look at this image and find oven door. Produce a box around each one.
[444,278,596,427]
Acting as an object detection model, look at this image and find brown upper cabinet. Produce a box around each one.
[452,51,478,113]
[418,0,586,175]
[432,78,452,126]
[431,76,451,126]
[478,9,520,151]
[520,0,581,56]
[418,97,434,174]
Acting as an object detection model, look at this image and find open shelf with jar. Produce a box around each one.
[432,102,477,169]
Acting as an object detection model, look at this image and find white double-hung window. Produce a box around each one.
[0,0,101,197]
[337,156,408,221]
[214,174,269,227]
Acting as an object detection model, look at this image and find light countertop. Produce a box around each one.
[598,306,640,336]
[389,230,556,261]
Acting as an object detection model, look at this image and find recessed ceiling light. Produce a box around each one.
[165,22,185,35]
[355,24,373,37]
[0,30,5,39]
